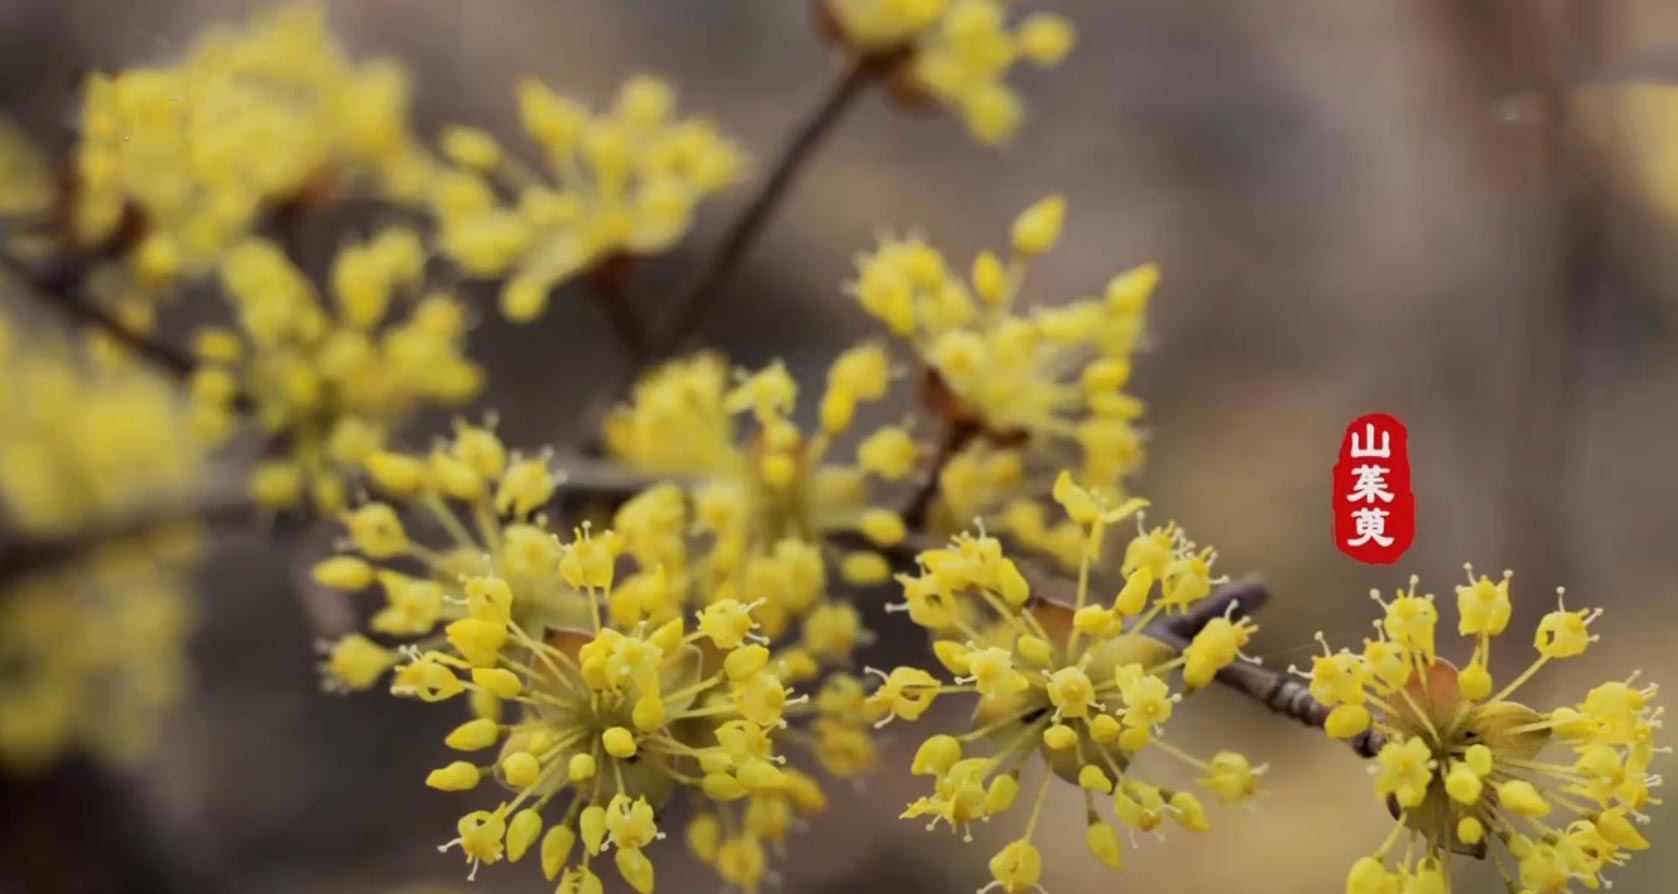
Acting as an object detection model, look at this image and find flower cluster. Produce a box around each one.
[312,431,844,893]
[312,420,566,692]
[429,76,746,322]
[71,6,428,284]
[851,197,1158,562]
[604,351,910,779]
[825,0,1075,143]
[604,351,905,623]
[863,473,1262,892]
[0,308,204,771]
[1304,570,1663,893]
[188,233,482,513]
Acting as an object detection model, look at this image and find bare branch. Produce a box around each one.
[643,49,906,364]
[0,251,198,380]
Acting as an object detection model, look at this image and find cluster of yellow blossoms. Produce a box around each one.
[188,234,482,513]
[864,473,1263,892]
[312,423,871,892]
[0,309,203,771]
[852,197,1158,565]
[605,351,905,598]
[1303,570,1663,893]
[73,6,429,284]
[430,76,746,322]
[826,0,1075,143]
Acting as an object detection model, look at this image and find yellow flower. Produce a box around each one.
[826,0,1077,144]
[0,311,205,771]
[70,7,429,282]
[192,236,481,513]
[850,199,1161,558]
[1312,569,1659,892]
[871,484,1261,885]
[430,75,746,322]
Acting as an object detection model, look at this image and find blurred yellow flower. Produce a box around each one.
[189,234,482,513]
[430,75,747,323]
[72,6,429,283]
[0,308,206,772]
[826,0,1075,143]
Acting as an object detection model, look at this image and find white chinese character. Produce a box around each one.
[1345,464,1394,504]
[1347,507,1393,548]
[1350,422,1391,459]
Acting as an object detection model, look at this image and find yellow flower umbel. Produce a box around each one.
[72,6,429,284]
[851,197,1158,561]
[604,352,901,786]
[1309,569,1663,893]
[189,234,482,513]
[310,422,570,691]
[604,351,903,636]
[429,75,746,322]
[0,309,204,771]
[326,498,828,893]
[867,473,1262,891]
[824,0,1075,143]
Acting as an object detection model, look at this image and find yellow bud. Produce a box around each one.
[933,640,972,674]
[1018,14,1075,66]
[1118,726,1151,753]
[858,508,907,547]
[425,761,480,791]
[541,824,576,880]
[1016,635,1052,665]
[569,752,597,782]
[1090,714,1122,744]
[1011,196,1066,256]
[985,773,1020,814]
[1458,660,1492,701]
[911,735,962,776]
[1457,816,1484,846]
[312,556,374,590]
[1052,469,1098,525]
[1445,762,1483,805]
[1078,764,1114,793]
[1325,704,1372,740]
[724,644,770,682]
[702,772,748,801]
[840,551,892,585]
[603,726,638,759]
[632,695,666,731]
[445,718,501,751]
[687,814,721,862]
[1043,724,1078,750]
[1074,605,1117,638]
[580,804,607,855]
[503,751,541,788]
[1114,568,1153,616]
[1497,780,1551,817]
[1086,821,1122,870]
[507,808,543,863]
[996,559,1031,606]
[471,667,522,698]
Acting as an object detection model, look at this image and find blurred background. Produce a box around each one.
[2,0,1677,892]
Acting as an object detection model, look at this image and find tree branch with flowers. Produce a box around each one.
[0,4,1664,894]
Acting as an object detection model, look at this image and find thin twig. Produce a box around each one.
[643,49,905,364]
[0,252,197,379]
[584,259,651,366]
[901,419,978,529]
[0,492,253,588]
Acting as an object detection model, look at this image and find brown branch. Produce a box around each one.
[0,252,197,379]
[584,256,651,366]
[642,49,905,364]
[900,418,978,529]
[0,493,252,586]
